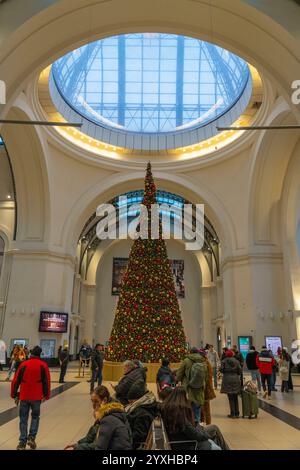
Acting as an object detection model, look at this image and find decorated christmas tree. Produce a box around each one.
[106,162,187,363]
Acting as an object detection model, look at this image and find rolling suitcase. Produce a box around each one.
[241,389,258,419]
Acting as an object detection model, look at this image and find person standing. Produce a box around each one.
[268,350,278,392]
[245,346,262,395]
[11,346,51,450]
[207,345,219,390]
[176,347,208,425]
[220,350,242,418]
[59,346,69,384]
[232,344,244,388]
[256,346,275,400]
[283,347,294,391]
[90,344,104,393]
[221,347,228,361]
[199,349,216,425]
[279,349,290,393]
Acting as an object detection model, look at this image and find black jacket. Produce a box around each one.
[115,367,146,405]
[59,349,69,366]
[165,422,211,450]
[127,400,159,449]
[246,351,259,370]
[75,402,132,450]
[234,351,244,366]
[91,349,104,371]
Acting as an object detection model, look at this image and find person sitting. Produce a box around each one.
[125,380,158,449]
[112,360,146,405]
[156,358,176,396]
[160,386,218,450]
[159,387,229,450]
[64,385,132,450]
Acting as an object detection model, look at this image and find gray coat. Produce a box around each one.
[220,357,242,394]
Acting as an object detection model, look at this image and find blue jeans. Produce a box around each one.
[212,367,218,389]
[90,368,103,392]
[250,370,262,392]
[19,400,41,444]
[191,402,201,424]
[271,369,277,390]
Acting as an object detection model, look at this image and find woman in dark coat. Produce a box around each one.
[64,385,132,450]
[160,386,217,450]
[125,380,159,449]
[220,350,242,418]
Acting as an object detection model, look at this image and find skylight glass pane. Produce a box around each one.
[52,33,250,133]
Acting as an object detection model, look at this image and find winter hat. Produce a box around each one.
[30,346,42,357]
[198,348,207,357]
[127,380,147,400]
[225,350,234,358]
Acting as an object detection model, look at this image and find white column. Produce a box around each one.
[200,285,216,346]
[81,283,96,346]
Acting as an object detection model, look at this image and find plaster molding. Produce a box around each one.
[221,252,283,272]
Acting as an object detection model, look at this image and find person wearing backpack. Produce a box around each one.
[176,347,208,425]
[220,350,242,418]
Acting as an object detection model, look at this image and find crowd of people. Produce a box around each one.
[1,340,296,450]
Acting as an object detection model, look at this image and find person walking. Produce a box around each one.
[5,345,19,381]
[279,349,290,393]
[90,344,104,393]
[59,346,69,383]
[207,345,219,390]
[256,346,275,400]
[220,350,242,418]
[176,347,208,425]
[11,346,51,450]
[245,346,262,395]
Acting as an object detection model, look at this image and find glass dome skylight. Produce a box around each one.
[50,33,252,150]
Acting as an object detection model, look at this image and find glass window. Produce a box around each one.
[52,33,250,134]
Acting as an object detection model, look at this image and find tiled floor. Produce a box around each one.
[0,367,299,450]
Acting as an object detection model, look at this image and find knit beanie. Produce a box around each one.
[225,349,234,358]
[127,380,147,400]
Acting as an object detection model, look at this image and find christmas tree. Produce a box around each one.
[106,162,187,363]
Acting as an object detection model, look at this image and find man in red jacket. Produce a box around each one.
[11,345,51,450]
[256,346,275,400]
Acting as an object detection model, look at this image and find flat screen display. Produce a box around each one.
[39,312,68,333]
[265,336,282,356]
[238,336,252,361]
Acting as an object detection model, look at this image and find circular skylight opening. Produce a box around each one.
[50,33,252,150]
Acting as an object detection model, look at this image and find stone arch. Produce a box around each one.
[1,104,50,245]
[248,97,300,250]
[62,170,236,259]
[0,0,299,125]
